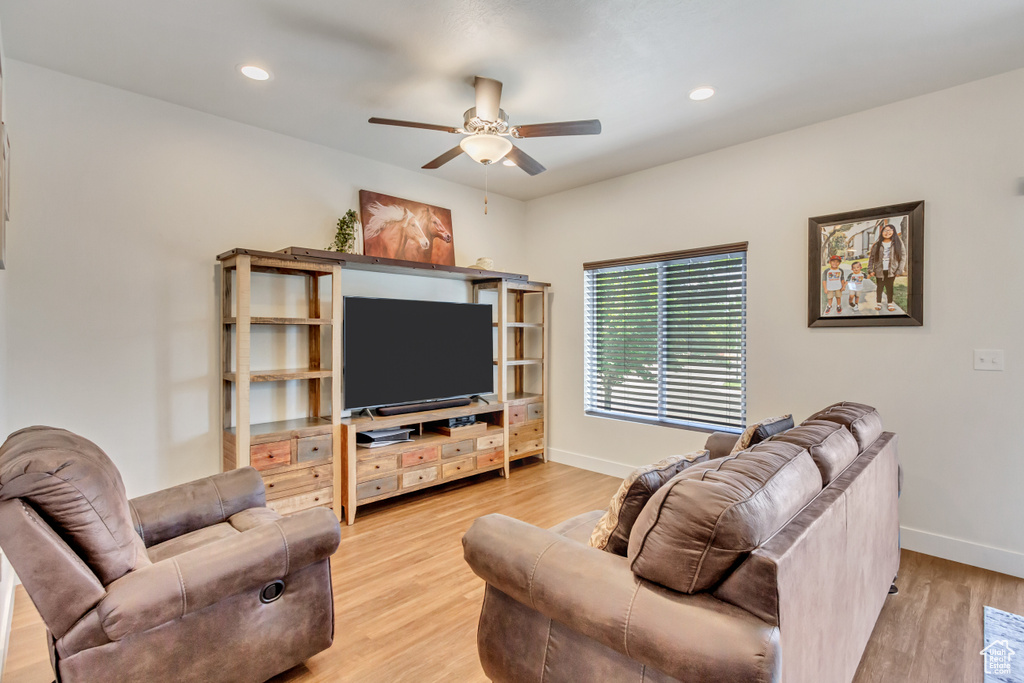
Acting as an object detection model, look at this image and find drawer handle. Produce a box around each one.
[312,446,319,452]
[376,486,382,491]
[375,465,381,469]
[268,483,275,488]
[314,473,320,479]
[314,497,320,502]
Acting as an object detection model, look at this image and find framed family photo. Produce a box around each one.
[808,200,924,327]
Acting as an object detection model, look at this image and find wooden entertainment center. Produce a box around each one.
[218,247,548,525]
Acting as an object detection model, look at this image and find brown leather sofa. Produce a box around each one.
[0,426,341,683]
[463,402,900,683]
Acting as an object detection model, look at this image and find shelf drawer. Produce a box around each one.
[441,439,475,459]
[527,402,544,421]
[442,457,476,479]
[297,434,331,463]
[264,462,332,500]
[357,475,398,502]
[476,433,504,450]
[509,422,544,443]
[476,448,504,468]
[357,454,401,482]
[509,439,543,457]
[508,405,527,425]
[266,487,333,516]
[402,465,440,489]
[402,446,439,468]
[251,440,292,471]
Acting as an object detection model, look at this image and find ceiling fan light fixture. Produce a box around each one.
[502,159,517,167]
[460,134,513,165]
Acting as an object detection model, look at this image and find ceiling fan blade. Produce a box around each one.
[474,77,503,122]
[513,119,602,138]
[369,117,459,134]
[422,146,465,169]
[505,145,546,176]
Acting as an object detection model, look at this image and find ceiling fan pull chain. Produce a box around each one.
[484,164,489,215]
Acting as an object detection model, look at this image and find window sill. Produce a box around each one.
[584,410,744,435]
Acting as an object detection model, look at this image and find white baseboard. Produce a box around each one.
[548,447,633,479]
[550,447,1024,580]
[899,526,1024,580]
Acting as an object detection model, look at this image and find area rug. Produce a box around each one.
[983,606,1024,683]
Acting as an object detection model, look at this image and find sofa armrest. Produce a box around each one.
[705,431,740,459]
[464,514,779,682]
[128,468,266,547]
[98,507,340,641]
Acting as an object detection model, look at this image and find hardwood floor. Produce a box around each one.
[4,460,1023,682]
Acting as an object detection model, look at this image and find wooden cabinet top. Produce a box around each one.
[217,246,549,286]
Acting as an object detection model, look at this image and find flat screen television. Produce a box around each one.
[343,296,494,410]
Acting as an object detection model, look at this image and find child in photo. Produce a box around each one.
[822,254,846,314]
[867,220,907,312]
[847,261,866,311]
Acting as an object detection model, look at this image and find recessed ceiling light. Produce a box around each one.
[688,86,715,101]
[239,65,271,81]
[502,159,516,167]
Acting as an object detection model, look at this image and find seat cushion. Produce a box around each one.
[145,508,282,563]
[0,426,145,584]
[146,523,239,564]
[628,440,823,593]
[227,506,282,532]
[768,420,859,485]
[550,510,605,545]
[730,414,794,455]
[804,402,882,451]
[589,451,708,555]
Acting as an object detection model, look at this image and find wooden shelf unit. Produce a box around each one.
[218,246,551,525]
[219,252,342,519]
[339,400,507,524]
[474,280,549,465]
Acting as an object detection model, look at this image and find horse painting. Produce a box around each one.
[359,190,456,266]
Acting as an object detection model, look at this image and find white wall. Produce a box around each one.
[526,68,1024,578]
[2,61,528,497]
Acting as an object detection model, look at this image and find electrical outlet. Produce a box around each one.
[974,349,1005,371]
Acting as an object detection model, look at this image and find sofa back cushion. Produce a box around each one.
[627,440,822,593]
[589,451,707,555]
[804,402,882,451]
[768,420,859,485]
[0,426,145,585]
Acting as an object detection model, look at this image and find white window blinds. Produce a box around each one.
[583,243,747,433]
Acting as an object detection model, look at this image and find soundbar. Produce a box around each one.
[376,397,472,416]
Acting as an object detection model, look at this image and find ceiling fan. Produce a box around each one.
[369,77,601,176]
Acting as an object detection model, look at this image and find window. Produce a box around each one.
[583,243,747,433]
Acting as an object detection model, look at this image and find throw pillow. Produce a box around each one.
[729,414,794,455]
[589,450,708,556]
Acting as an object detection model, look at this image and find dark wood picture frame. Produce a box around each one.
[808,200,924,328]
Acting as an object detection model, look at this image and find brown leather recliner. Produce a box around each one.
[0,426,341,683]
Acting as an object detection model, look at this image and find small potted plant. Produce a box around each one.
[327,210,360,253]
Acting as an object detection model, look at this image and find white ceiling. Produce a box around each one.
[2,0,1024,200]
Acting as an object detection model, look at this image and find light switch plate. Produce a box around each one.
[974,349,1005,371]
